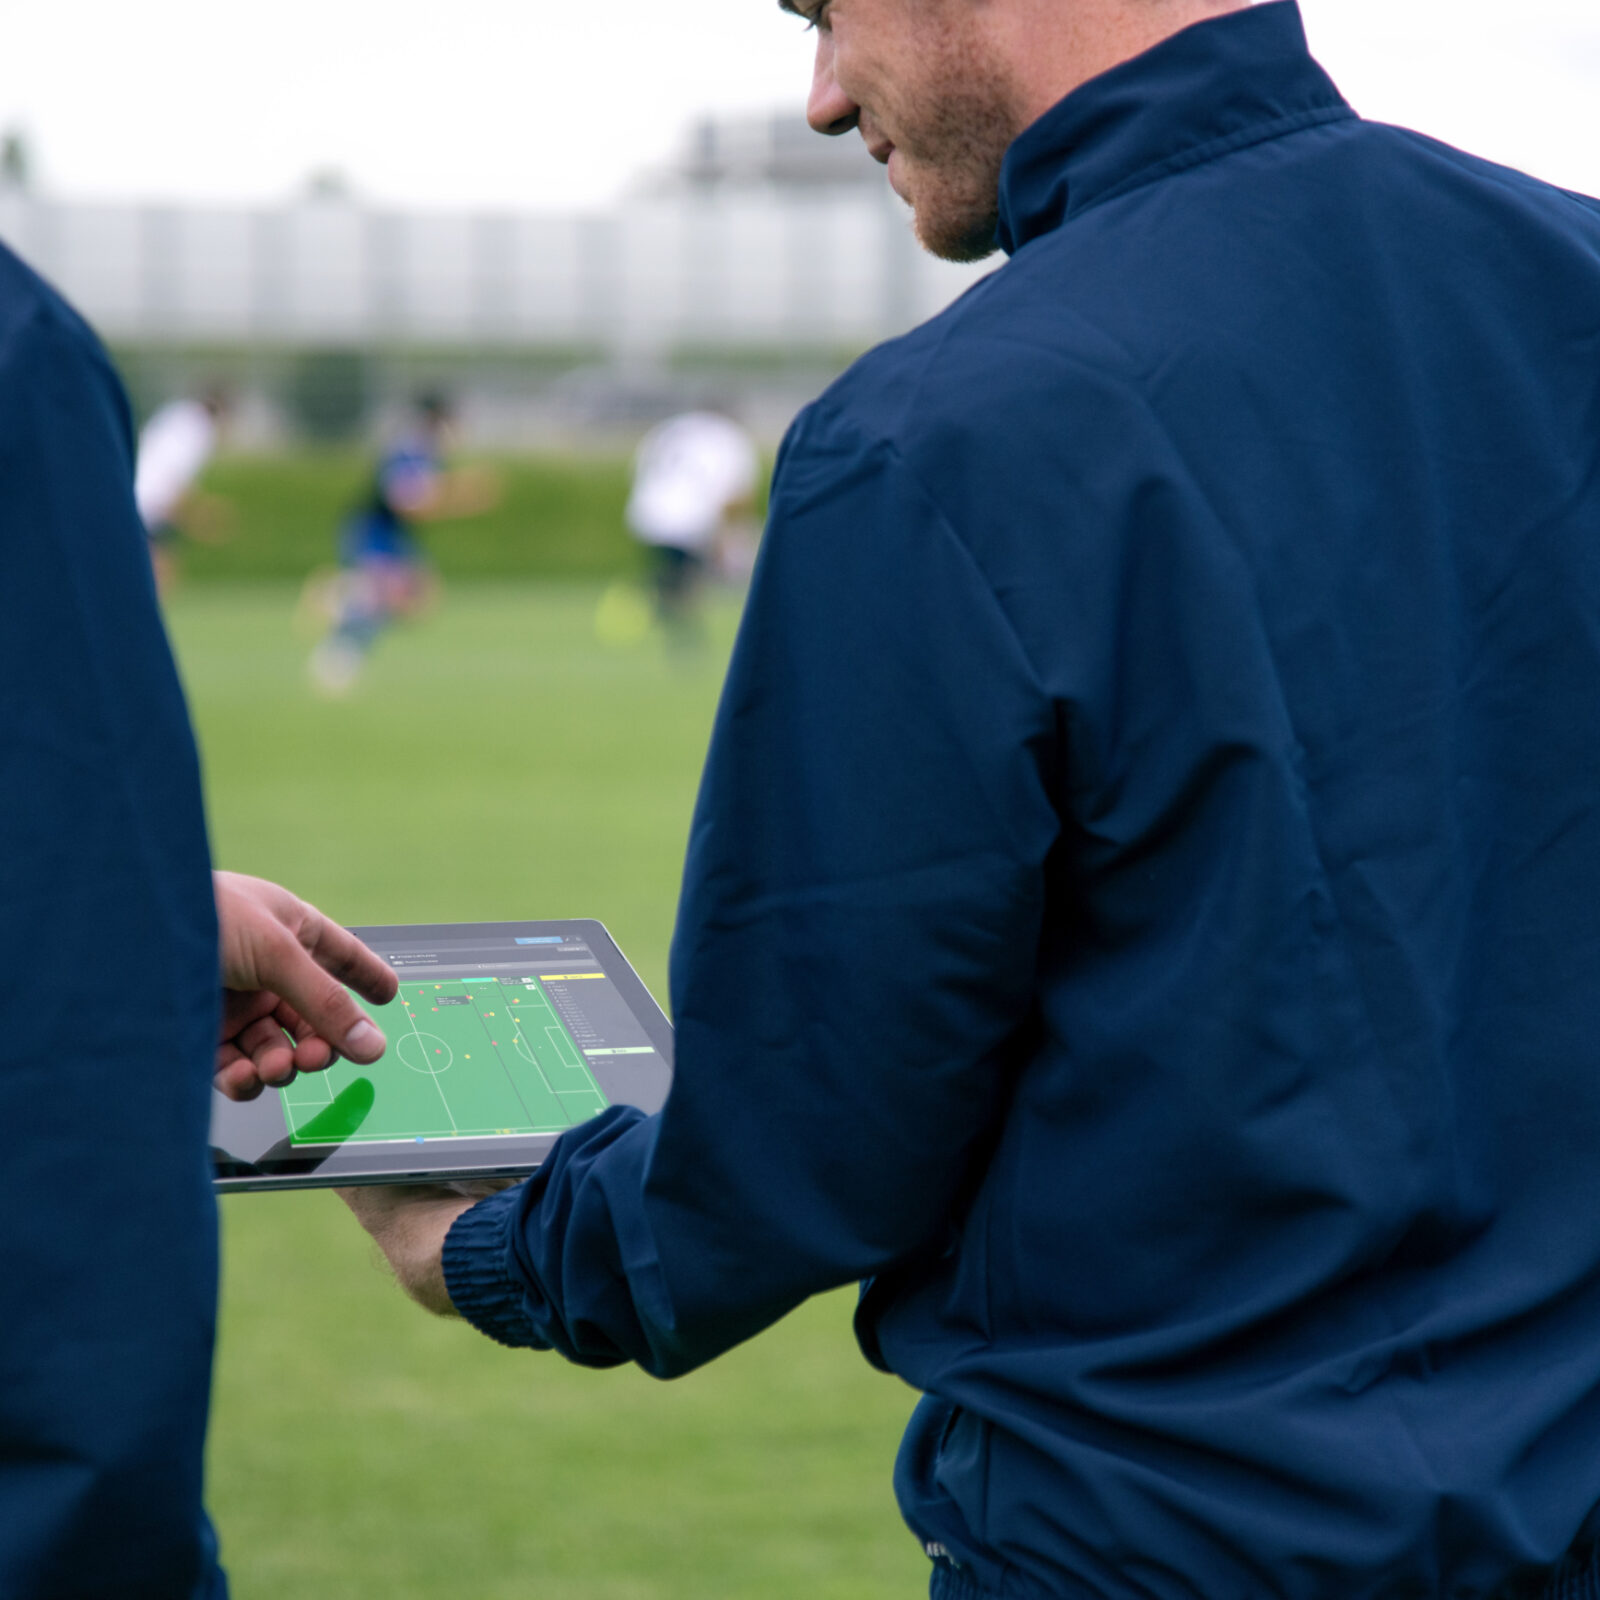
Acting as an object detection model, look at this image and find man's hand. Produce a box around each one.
[337,1185,504,1317]
[214,871,399,1101]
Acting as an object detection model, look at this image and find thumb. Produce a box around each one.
[258,924,389,1063]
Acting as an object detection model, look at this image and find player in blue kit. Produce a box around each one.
[308,391,498,694]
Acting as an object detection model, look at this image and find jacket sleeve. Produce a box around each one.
[0,282,225,1598]
[444,402,1060,1377]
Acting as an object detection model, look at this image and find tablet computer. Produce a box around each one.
[211,919,672,1193]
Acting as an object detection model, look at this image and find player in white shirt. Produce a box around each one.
[625,409,759,638]
[134,388,230,594]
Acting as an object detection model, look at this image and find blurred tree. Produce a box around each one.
[303,168,354,202]
[1,127,34,191]
[284,348,371,442]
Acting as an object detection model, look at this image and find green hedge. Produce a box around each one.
[180,452,649,581]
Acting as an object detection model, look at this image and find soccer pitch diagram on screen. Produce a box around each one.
[281,976,610,1145]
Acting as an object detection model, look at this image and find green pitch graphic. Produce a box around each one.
[280,976,609,1145]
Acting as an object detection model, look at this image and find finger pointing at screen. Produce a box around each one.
[214,871,400,1100]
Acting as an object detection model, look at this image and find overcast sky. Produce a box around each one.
[1,0,1597,213]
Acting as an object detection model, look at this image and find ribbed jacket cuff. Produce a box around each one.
[442,1184,548,1349]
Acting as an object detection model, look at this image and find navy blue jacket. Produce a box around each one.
[0,246,225,1597]
[446,7,1600,1594]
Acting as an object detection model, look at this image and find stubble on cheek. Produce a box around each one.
[894,43,1018,262]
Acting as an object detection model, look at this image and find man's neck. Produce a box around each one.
[991,0,1255,131]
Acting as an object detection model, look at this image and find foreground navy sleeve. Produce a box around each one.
[0,250,226,1598]
[445,401,1059,1374]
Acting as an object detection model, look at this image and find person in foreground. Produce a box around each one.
[1,232,397,1598]
[345,1,1600,1595]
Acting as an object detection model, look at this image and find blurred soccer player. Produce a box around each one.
[307,390,498,694]
[133,384,232,595]
[624,407,758,641]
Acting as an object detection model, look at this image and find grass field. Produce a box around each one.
[168,582,927,1600]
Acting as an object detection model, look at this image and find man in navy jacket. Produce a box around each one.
[0,243,400,1594]
[347,2,1600,1595]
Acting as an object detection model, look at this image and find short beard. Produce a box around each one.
[897,32,1019,262]
[909,112,1012,262]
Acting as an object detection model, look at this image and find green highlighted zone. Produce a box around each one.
[281,976,609,1145]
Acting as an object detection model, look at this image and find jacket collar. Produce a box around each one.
[996,1,1353,255]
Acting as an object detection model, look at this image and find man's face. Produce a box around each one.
[786,0,1020,262]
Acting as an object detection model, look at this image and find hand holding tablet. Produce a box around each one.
[335,1183,484,1316]
[211,920,672,1191]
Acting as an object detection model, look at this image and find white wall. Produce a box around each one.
[0,186,992,352]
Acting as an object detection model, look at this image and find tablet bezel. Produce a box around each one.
[211,918,671,1193]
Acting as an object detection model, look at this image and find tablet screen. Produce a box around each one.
[211,920,672,1191]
